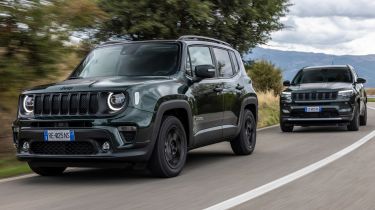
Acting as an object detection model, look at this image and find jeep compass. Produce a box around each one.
[280,65,367,132]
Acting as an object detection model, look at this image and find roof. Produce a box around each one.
[303,65,352,70]
[98,35,235,50]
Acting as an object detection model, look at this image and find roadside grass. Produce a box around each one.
[366,88,375,96]
[368,98,375,102]
[257,91,280,128]
[0,155,30,179]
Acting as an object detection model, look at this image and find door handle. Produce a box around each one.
[236,84,244,90]
[214,86,223,92]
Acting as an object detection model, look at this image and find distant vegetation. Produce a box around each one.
[246,60,283,95]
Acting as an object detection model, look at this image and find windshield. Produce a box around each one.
[71,43,180,78]
[292,68,353,85]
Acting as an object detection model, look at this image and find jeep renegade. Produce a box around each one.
[13,36,258,178]
[280,65,367,132]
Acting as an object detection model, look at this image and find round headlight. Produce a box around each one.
[107,92,126,111]
[23,95,34,113]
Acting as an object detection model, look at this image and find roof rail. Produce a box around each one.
[100,40,130,46]
[178,35,232,47]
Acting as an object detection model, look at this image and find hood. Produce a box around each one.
[23,76,172,94]
[286,82,353,92]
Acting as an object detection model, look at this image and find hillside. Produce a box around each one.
[246,48,375,87]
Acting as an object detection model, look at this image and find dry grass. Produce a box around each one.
[367,88,375,96]
[257,91,280,128]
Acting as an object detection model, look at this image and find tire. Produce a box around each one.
[280,121,294,132]
[28,162,66,176]
[231,110,257,155]
[149,116,187,178]
[360,103,367,126]
[348,103,360,131]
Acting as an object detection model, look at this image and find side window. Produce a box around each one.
[213,48,234,78]
[185,54,192,76]
[188,46,214,73]
[229,51,240,73]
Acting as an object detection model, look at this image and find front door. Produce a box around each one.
[187,46,224,146]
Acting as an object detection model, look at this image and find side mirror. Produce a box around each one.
[195,65,216,79]
[283,80,291,86]
[357,78,366,84]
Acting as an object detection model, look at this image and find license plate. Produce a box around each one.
[305,106,322,113]
[44,130,75,141]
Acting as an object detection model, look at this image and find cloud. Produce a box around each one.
[290,0,375,18]
[263,0,375,55]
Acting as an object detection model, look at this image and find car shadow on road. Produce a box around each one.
[292,126,348,133]
[17,147,236,184]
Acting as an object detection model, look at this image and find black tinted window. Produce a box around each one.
[213,48,234,77]
[72,43,180,78]
[292,68,353,84]
[188,46,214,71]
[229,51,239,73]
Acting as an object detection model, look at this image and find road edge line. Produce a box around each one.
[0,174,36,184]
[257,124,279,132]
[204,130,375,210]
[368,106,375,111]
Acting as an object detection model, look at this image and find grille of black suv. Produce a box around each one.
[30,141,97,155]
[33,92,100,116]
[292,92,338,101]
[291,108,339,118]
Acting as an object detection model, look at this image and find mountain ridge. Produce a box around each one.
[246,47,375,87]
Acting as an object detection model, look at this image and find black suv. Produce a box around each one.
[280,65,367,132]
[13,36,258,177]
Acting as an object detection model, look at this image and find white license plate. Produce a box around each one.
[44,130,75,141]
[305,106,322,113]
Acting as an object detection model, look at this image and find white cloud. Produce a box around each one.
[264,0,375,55]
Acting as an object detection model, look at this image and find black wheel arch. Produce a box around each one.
[236,96,258,136]
[149,100,194,156]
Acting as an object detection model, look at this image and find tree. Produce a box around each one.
[246,60,283,95]
[95,0,290,53]
[0,0,107,91]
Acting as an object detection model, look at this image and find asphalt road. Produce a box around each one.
[1,103,374,210]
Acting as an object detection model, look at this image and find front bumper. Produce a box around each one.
[12,108,159,166]
[280,101,355,126]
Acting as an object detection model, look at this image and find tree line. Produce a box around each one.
[0,0,289,93]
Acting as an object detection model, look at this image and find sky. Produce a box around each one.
[264,0,375,55]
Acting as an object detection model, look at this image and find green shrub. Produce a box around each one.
[246,60,283,95]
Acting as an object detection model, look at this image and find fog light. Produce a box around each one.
[22,142,29,152]
[282,109,290,114]
[102,141,110,152]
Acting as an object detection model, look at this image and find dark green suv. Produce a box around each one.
[13,36,258,177]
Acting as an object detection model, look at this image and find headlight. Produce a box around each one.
[107,92,126,111]
[281,91,292,102]
[23,95,34,114]
[338,90,354,98]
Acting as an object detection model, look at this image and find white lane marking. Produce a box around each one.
[205,130,375,210]
[257,124,279,132]
[368,106,375,111]
[0,174,36,184]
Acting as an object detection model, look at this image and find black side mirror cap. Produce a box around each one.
[195,65,216,79]
[357,78,366,84]
[283,80,291,86]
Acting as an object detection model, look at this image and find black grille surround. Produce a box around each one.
[32,92,107,116]
[292,91,338,101]
[30,141,97,155]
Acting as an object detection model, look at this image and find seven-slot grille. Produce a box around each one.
[33,92,100,116]
[292,92,338,101]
